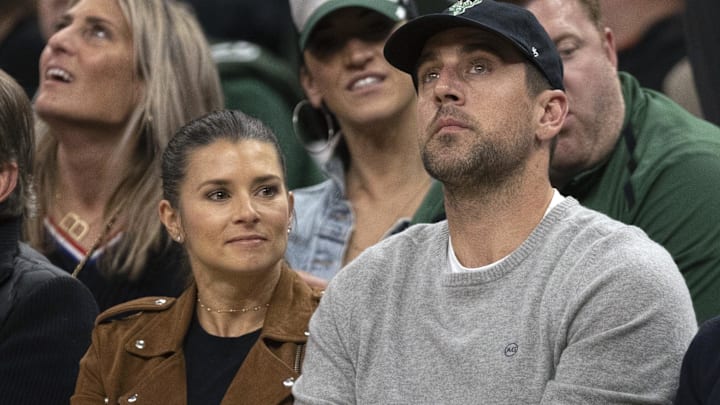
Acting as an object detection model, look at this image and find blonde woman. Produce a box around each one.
[27,0,223,310]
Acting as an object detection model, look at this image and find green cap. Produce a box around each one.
[290,0,410,51]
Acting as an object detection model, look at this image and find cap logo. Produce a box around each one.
[449,0,484,16]
[532,47,539,57]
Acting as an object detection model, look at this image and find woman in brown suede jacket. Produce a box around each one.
[72,110,322,405]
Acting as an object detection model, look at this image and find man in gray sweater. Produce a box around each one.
[292,1,697,404]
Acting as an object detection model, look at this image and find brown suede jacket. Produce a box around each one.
[71,264,322,405]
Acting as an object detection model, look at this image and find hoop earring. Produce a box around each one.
[292,99,340,155]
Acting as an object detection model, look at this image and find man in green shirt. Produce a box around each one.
[501,0,720,323]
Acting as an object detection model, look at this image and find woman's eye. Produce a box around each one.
[88,24,110,39]
[208,190,230,201]
[54,20,69,32]
[258,186,278,198]
[307,35,343,58]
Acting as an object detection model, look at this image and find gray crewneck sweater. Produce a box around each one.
[293,198,697,404]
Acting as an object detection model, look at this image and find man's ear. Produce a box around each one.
[0,162,19,204]
[602,27,619,69]
[536,89,568,142]
[299,65,324,108]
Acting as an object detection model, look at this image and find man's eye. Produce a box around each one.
[560,47,575,57]
[556,42,579,59]
[470,63,487,74]
[420,70,439,84]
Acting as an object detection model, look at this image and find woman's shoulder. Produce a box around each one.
[95,296,178,327]
[281,265,324,310]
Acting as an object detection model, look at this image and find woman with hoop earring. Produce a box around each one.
[287,0,445,287]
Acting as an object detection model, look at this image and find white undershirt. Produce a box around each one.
[449,189,566,273]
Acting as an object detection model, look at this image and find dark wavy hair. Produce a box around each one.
[0,70,35,220]
[161,109,287,208]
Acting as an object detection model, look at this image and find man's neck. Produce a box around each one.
[445,181,555,268]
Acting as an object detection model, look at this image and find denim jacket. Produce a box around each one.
[286,157,445,280]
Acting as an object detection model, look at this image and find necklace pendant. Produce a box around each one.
[59,212,90,241]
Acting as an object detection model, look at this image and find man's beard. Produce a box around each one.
[421,105,535,191]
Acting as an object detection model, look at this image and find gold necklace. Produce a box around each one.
[197,298,271,314]
[71,208,121,278]
[58,212,91,241]
[55,193,101,243]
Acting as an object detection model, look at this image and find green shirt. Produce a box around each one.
[561,72,720,323]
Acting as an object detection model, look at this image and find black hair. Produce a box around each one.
[161,109,287,207]
[0,70,34,220]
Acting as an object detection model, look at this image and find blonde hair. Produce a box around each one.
[27,0,224,280]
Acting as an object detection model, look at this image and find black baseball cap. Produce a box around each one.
[384,0,564,90]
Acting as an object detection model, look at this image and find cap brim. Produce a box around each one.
[300,0,406,50]
[385,13,528,75]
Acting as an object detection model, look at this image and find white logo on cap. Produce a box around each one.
[449,0,484,16]
[532,47,539,57]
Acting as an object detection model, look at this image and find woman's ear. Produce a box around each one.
[300,66,324,108]
[536,89,568,142]
[287,191,295,225]
[158,199,183,242]
[0,162,18,204]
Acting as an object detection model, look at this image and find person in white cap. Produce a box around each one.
[286,0,446,287]
[292,1,697,403]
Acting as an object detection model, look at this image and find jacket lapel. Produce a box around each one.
[222,266,320,404]
[115,288,196,404]
[115,352,188,404]
[222,339,299,404]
